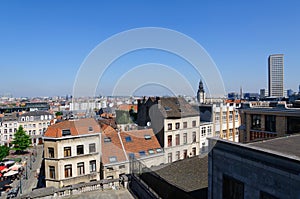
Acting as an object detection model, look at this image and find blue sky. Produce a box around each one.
[1,1,300,97]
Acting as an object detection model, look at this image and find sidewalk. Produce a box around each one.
[20,145,44,195]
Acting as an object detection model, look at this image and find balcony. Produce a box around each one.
[250,130,277,141]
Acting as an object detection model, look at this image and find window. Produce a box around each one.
[88,126,93,132]
[175,122,180,129]
[144,135,151,140]
[77,162,85,175]
[109,156,117,163]
[125,136,132,142]
[223,175,244,199]
[222,112,227,123]
[192,120,196,127]
[156,148,162,153]
[175,134,180,145]
[119,165,125,169]
[62,129,71,136]
[77,145,84,155]
[139,151,146,156]
[176,151,180,160]
[104,137,111,143]
[64,164,72,178]
[192,147,196,156]
[64,147,71,157]
[148,149,155,155]
[192,132,196,142]
[89,160,96,173]
[265,115,276,132]
[201,127,206,137]
[183,122,187,128]
[183,133,187,144]
[229,129,233,137]
[235,111,239,121]
[48,147,54,158]
[183,150,188,159]
[168,123,172,130]
[128,153,135,159]
[49,166,55,179]
[167,135,172,147]
[167,153,172,163]
[251,114,261,130]
[33,124,36,128]
[89,143,96,153]
[229,111,233,122]
[207,126,212,136]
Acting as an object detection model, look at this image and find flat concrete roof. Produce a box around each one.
[248,134,300,161]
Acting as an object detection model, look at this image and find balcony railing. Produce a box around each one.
[250,130,277,141]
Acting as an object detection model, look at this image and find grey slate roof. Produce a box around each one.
[153,156,208,192]
[159,97,200,118]
[21,110,52,117]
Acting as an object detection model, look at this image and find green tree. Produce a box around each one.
[0,145,10,161]
[55,111,63,117]
[11,126,31,154]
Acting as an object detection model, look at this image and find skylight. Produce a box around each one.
[144,135,151,140]
[125,136,132,142]
[104,137,112,143]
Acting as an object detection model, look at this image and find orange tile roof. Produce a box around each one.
[117,104,137,112]
[101,125,127,165]
[120,129,162,159]
[44,118,101,138]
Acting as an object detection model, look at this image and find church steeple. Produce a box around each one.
[197,80,205,103]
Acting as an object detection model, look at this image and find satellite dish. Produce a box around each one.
[147,122,151,127]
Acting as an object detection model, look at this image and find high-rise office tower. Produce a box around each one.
[268,54,284,97]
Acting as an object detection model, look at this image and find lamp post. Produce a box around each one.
[25,164,28,180]
[29,154,32,170]
[19,174,22,195]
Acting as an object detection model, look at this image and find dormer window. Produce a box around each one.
[88,126,93,132]
[104,137,111,143]
[144,135,151,140]
[62,129,71,136]
[125,136,132,142]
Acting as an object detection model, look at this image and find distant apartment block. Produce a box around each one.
[238,102,300,143]
[198,103,240,143]
[0,110,53,146]
[19,111,53,145]
[268,54,284,97]
[0,113,18,146]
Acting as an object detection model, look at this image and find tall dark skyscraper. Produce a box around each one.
[268,54,284,97]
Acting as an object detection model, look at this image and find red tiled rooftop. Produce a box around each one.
[44,118,101,138]
[120,129,162,159]
[101,125,127,165]
[117,104,137,112]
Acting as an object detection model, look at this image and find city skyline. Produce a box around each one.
[1,1,300,97]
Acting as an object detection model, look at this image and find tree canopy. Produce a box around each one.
[0,145,10,161]
[11,126,31,153]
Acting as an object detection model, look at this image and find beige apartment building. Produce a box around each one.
[44,118,101,188]
[19,111,53,145]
